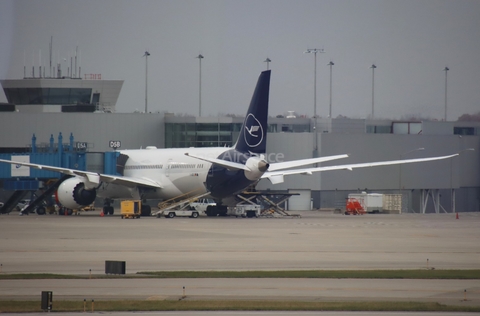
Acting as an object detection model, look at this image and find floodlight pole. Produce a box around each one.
[443,67,449,121]
[304,48,325,157]
[327,61,334,118]
[143,51,150,113]
[196,54,204,117]
[370,64,377,118]
[264,57,271,70]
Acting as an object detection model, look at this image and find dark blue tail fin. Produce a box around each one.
[234,70,270,154]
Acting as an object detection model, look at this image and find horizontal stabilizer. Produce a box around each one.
[185,153,251,171]
[268,154,348,171]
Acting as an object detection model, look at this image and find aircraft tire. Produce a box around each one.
[141,205,151,217]
[103,206,114,215]
[36,206,46,215]
[205,205,216,217]
[218,205,228,217]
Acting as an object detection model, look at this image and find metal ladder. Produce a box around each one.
[0,190,29,214]
[20,175,70,215]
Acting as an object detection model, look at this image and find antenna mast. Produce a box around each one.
[49,36,53,78]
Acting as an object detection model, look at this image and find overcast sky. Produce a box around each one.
[1,0,479,120]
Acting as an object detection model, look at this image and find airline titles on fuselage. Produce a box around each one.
[124,163,206,170]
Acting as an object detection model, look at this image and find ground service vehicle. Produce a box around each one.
[227,204,261,218]
[159,207,200,219]
[121,200,141,219]
[190,198,216,213]
[16,200,30,212]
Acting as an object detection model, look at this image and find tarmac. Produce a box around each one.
[0,210,479,306]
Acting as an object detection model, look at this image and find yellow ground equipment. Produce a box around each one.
[120,200,141,219]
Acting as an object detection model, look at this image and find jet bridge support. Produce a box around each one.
[420,189,449,214]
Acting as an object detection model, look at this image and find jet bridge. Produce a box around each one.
[0,133,87,215]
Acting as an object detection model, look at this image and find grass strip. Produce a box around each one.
[2,269,480,280]
[137,269,480,279]
[1,300,479,313]
[0,273,84,280]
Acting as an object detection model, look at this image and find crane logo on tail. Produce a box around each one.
[244,113,264,148]
[246,125,260,137]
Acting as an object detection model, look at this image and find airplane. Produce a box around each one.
[0,70,457,216]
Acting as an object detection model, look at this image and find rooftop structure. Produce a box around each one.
[0,77,123,113]
[0,40,123,113]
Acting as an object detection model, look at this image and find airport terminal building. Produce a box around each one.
[0,77,479,213]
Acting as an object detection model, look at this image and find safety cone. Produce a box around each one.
[100,211,104,217]
[456,212,459,219]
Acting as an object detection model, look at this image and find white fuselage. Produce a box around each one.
[97,147,229,200]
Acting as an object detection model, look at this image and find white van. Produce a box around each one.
[157,198,216,218]
[190,198,216,213]
[161,208,200,218]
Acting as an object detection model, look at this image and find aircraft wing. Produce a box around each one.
[262,154,458,184]
[0,159,162,188]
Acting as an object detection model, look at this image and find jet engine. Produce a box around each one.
[56,177,97,209]
[244,156,270,181]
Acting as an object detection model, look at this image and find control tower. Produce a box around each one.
[0,41,123,113]
[1,77,123,113]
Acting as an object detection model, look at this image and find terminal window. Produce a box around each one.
[4,88,92,105]
[454,127,475,136]
[165,123,236,148]
[366,125,392,134]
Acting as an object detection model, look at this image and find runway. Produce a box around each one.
[0,211,479,308]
